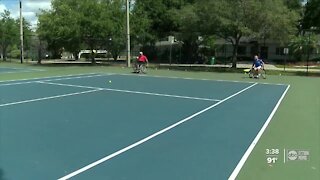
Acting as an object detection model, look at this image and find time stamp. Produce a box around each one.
[265,148,310,164]
[265,149,280,164]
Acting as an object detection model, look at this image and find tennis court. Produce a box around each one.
[0,73,289,180]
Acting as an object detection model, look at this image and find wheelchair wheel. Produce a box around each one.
[248,69,254,78]
[260,69,266,79]
[132,64,138,73]
[141,64,147,73]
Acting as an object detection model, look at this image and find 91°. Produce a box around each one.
[267,157,278,164]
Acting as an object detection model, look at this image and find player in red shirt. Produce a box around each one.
[135,52,148,73]
[137,52,148,63]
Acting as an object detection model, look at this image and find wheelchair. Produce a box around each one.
[247,67,266,79]
[133,61,147,74]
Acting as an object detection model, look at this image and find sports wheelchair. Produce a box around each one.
[133,61,147,74]
[245,67,266,79]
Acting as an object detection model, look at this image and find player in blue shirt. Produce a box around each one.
[252,55,264,78]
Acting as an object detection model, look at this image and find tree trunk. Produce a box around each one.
[73,51,79,60]
[113,54,118,61]
[231,43,238,68]
[91,49,96,64]
[37,43,42,64]
[2,47,7,61]
[231,34,241,68]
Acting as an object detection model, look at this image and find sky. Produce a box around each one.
[0,0,51,28]
[0,0,135,29]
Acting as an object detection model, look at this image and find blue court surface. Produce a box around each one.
[0,73,289,180]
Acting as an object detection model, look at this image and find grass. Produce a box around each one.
[236,75,320,180]
[0,61,319,180]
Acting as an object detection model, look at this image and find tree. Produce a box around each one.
[104,0,126,61]
[171,3,201,63]
[133,0,182,41]
[130,0,152,45]
[38,0,83,60]
[289,33,318,61]
[132,0,199,62]
[302,0,320,30]
[284,0,302,10]
[197,0,260,67]
[197,0,299,68]
[0,8,33,61]
[17,18,33,59]
[0,10,19,61]
[37,0,126,63]
[257,0,300,44]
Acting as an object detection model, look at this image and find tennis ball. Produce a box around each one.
[108,80,112,83]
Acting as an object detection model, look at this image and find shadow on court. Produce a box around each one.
[0,168,6,180]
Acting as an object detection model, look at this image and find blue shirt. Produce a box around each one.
[253,59,263,67]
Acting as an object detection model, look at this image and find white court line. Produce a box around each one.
[228,85,290,180]
[37,81,221,102]
[0,73,104,84]
[0,89,102,107]
[0,81,35,87]
[0,67,44,71]
[0,67,45,74]
[0,74,105,87]
[115,73,288,86]
[0,70,43,74]
[40,74,105,82]
[57,83,258,180]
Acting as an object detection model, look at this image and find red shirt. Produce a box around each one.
[138,55,148,62]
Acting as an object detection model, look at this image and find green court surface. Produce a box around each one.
[0,63,319,180]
